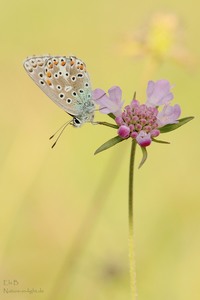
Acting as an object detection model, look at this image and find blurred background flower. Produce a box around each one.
[119,11,197,69]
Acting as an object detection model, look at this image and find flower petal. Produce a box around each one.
[108,86,122,105]
[92,88,106,102]
[93,86,123,116]
[146,79,174,107]
[92,89,111,114]
[146,81,155,98]
[157,104,181,127]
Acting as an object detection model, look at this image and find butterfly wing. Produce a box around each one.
[23,55,93,117]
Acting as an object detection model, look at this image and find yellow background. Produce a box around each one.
[0,0,199,299]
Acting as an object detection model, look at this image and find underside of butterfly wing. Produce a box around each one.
[23,55,95,122]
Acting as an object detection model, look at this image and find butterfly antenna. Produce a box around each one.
[50,119,72,148]
[49,120,72,140]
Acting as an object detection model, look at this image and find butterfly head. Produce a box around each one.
[72,108,95,127]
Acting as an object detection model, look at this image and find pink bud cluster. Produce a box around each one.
[93,80,181,147]
[115,100,160,147]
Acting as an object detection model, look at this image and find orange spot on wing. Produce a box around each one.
[48,63,53,69]
[61,61,66,66]
[46,79,52,86]
[46,71,52,78]
[53,61,58,65]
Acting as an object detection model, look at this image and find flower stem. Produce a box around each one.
[129,139,137,300]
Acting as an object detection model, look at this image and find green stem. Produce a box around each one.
[129,139,137,300]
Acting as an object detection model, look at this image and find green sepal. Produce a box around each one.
[133,91,136,100]
[94,136,124,155]
[108,113,116,120]
[159,116,194,133]
[152,138,170,144]
[138,146,148,169]
[97,121,118,129]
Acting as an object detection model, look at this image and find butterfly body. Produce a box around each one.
[23,55,95,126]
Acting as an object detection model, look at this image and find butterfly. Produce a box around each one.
[23,55,95,128]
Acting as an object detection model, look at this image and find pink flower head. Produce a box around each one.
[157,104,181,127]
[115,98,160,147]
[92,86,124,117]
[146,80,174,107]
[94,80,182,148]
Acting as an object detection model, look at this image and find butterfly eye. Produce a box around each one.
[59,71,62,76]
[73,118,81,126]
[72,91,77,97]
[87,94,91,98]
[79,89,84,93]
[57,85,61,90]
[38,72,44,78]
[59,93,65,99]
[54,73,58,78]
[66,98,72,104]
[85,83,89,87]
[65,72,69,77]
